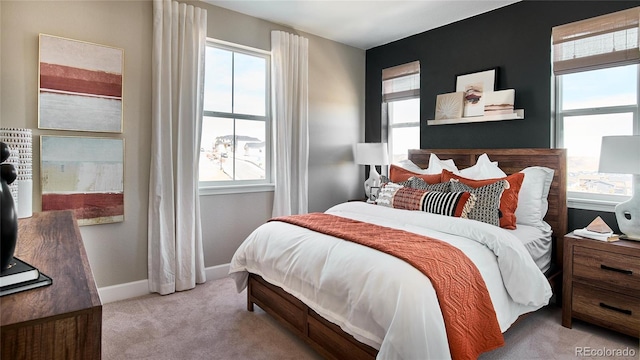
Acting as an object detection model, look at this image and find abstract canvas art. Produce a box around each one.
[484,89,515,115]
[38,34,123,133]
[455,69,496,117]
[435,92,464,120]
[41,136,124,225]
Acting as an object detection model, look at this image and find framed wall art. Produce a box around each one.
[38,34,124,133]
[484,89,515,115]
[41,135,124,226]
[434,92,464,120]
[455,68,497,117]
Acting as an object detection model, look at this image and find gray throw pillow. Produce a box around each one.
[449,179,507,226]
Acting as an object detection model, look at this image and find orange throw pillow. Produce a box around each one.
[389,164,442,184]
[442,169,525,229]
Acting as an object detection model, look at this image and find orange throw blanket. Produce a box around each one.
[270,213,505,359]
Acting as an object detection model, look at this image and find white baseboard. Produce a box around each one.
[204,262,232,280]
[98,279,149,304]
[98,263,231,304]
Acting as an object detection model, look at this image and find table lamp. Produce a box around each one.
[598,135,640,241]
[355,143,389,199]
[0,128,33,219]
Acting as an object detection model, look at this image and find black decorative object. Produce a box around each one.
[1,141,18,271]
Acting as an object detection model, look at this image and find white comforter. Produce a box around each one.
[229,202,552,359]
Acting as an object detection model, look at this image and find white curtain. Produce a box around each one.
[271,31,309,217]
[148,0,207,295]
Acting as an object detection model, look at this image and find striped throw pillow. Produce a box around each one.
[380,186,475,218]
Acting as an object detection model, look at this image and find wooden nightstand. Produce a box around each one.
[562,232,640,338]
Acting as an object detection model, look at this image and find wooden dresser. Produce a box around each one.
[1,210,102,359]
[562,232,640,338]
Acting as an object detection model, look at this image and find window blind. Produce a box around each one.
[382,61,420,102]
[552,6,639,75]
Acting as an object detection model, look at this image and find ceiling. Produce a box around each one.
[202,0,520,50]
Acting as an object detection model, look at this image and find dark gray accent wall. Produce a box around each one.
[365,0,637,230]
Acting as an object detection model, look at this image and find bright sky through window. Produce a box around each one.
[562,65,636,111]
[561,65,636,159]
[200,42,270,185]
[559,64,638,199]
[388,98,420,164]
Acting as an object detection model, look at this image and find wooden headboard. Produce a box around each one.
[408,148,567,271]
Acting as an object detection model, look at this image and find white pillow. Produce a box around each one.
[515,166,554,231]
[396,159,427,173]
[459,153,507,180]
[426,153,459,175]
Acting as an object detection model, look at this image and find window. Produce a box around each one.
[556,65,638,209]
[199,40,272,193]
[387,99,420,164]
[382,61,420,164]
[553,7,639,210]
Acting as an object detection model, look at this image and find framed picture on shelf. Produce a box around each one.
[455,68,497,118]
[435,92,464,120]
[484,89,515,115]
[38,34,124,133]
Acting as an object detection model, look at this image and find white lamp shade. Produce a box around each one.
[355,143,389,166]
[598,135,640,175]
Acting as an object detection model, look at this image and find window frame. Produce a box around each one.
[199,38,274,195]
[384,98,420,168]
[381,61,421,169]
[554,66,639,211]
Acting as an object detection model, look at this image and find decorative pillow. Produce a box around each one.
[515,167,554,231]
[389,187,429,210]
[381,175,409,188]
[389,164,442,184]
[420,190,475,218]
[403,177,450,192]
[458,153,507,180]
[449,179,507,226]
[376,182,403,207]
[426,153,459,175]
[378,185,475,218]
[396,159,425,173]
[443,170,525,229]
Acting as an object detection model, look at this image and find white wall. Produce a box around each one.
[1,0,364,288]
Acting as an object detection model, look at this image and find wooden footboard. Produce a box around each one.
[248,270,560,359]
[248,274,377,360]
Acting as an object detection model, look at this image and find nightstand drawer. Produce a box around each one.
[573,246,640,296]
[573,282,639,337]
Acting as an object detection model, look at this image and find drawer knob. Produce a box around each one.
[599,302,632,316]
[600,264,633,275]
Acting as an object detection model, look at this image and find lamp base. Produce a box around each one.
[619,234,640,242]
[363,165,381,199]
[616,174,640,241]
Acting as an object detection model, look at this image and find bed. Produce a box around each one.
[229,148,567,359]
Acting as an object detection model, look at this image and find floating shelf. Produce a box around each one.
[427,109,524,126]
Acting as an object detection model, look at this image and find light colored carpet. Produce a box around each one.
[103,277,639,360]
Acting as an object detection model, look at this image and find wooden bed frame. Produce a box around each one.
[247,148,567,360]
